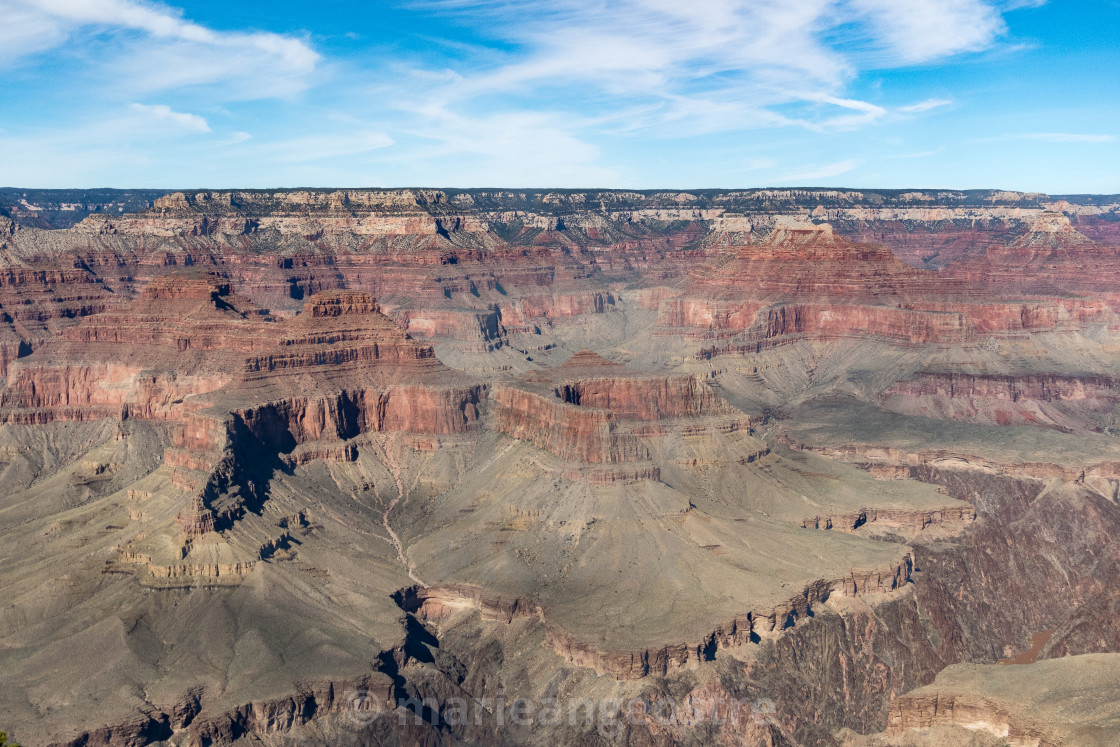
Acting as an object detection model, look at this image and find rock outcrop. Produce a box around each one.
[493,350,743,465]
[399,553,914,682]
[881,371,1119,431]
[878,655,1120,746]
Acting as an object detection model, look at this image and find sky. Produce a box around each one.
[0,0,1117,191]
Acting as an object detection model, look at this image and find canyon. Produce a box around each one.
[1,187,1120,746]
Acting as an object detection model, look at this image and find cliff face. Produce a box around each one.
[234,385,482,444]
[0,279,484,583]
[491,350,743,465]
[492,385,646,463]
[937,213,1120,313]
[1,272,265,423]
[1,187,1117,369]
[739,463,1120,745]
[555,374,716,419]
[0,264,115,377]
[657,220,1114,354]
[881,371,1119,431]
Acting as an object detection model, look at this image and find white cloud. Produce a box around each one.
[260,131,395,163]
[798,94,888,129]
[0,2,69,62]
[221,132,253,146]
[0,0,1034,186]
[386,105,616,186]
[129,103,210,133]
[1,0,319,98]
[848,0,1006,63]
[900,98,954,113]
[1001,0,1047,9]
[421,0,851,105]
[320,0,1021,183]
[398,0,1011,145]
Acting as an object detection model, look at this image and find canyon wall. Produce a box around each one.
[3,187,1120,746]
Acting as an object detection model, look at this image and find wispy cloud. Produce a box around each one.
[426,0,853,94]
[316,0,1014,186]
[778,159,861,182]
[798,94,888,130]
[0,0,1068,187]
[900,98,954,113]
[129,103,210,133]
[219,132,253,146]
[1001,0,1048,9]
[1,0,319,98]
[848,0,1006,63]
[406,0,1008,138]
[260,131,395,163]
[0,102,220,185]
[387,104,617,186]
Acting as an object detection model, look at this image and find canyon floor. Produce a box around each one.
[1,188,1120,746]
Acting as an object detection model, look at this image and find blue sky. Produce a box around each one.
[0,0,1117,191]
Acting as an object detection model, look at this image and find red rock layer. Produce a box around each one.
[1,280,485,542]
[493,350,741,464]
[0,272,269,423]
[661,224,1113,354]
[936,211,1120,309]
[946,244,1120,303]
[0,263,116,376]
[692,225,966,302]
[3,190,1117,364]
[233,386,482,445]
[492,385,647,464]
[389,308,503,351]
[554,374,718,420]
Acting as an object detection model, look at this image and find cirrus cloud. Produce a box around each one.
[0,0,1079,188]
[0,0,319,98]
[778,159,861,182]
[129,102,210,133]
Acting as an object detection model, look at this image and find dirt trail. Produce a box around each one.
[376,431,426,587]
